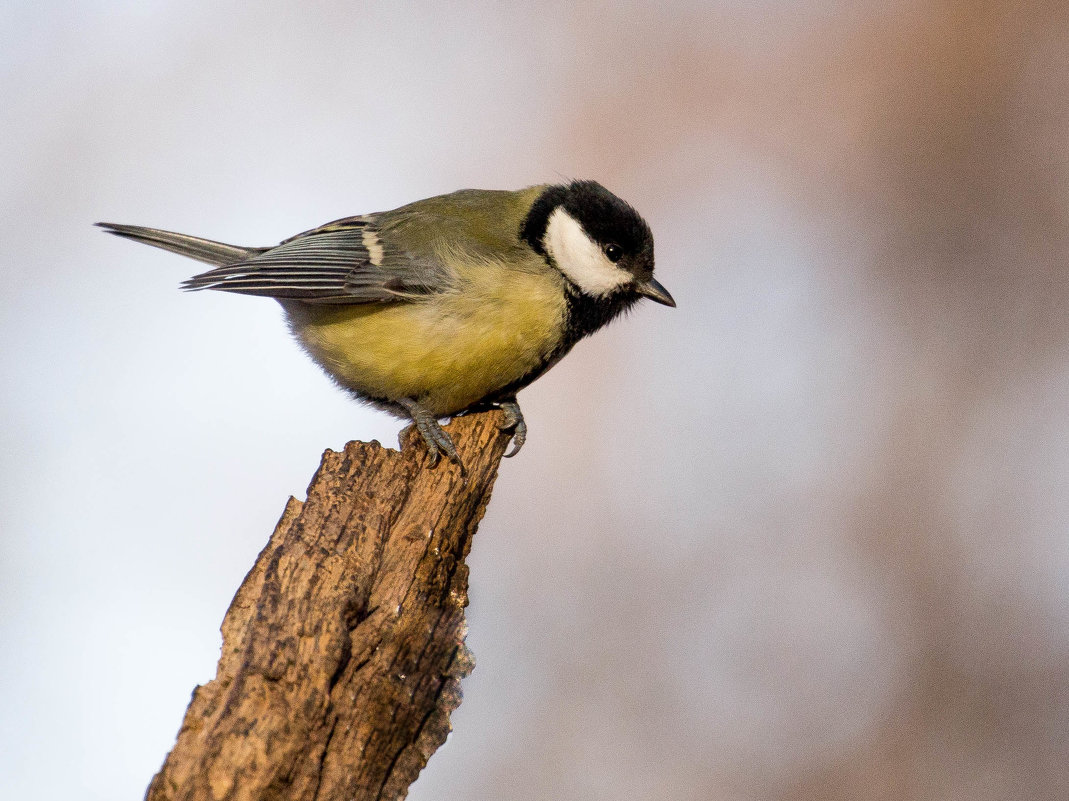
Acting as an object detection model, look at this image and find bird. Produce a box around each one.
[98,180,675,467]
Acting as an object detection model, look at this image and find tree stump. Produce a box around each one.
[145,410,511,801]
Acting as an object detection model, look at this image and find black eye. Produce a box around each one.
[604,243,623,263]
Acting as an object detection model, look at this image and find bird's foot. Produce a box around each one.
[497,399,527,458]
[398,398,463,472]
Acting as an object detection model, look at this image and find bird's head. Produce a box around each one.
[522,180,675,308]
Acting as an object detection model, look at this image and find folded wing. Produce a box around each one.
[181,216,450,304]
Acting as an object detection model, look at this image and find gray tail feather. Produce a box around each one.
[96,222,263,266]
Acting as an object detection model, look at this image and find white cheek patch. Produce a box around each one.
[543,207,630,297]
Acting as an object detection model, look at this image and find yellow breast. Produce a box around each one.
[285,263,567,416]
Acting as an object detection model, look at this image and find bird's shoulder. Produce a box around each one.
[369,185,548,263]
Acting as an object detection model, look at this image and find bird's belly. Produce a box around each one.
[285,280,566,416]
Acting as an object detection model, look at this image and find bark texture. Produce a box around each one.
[145,411,510,801]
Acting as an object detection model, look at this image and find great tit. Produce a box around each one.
[98,181,674,466]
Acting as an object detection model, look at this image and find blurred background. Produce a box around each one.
[2,1,1068,799]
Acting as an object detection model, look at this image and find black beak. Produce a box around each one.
[635,277,676,307]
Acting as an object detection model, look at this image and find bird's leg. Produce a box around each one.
[398,398,462,470]
[497,397,527,458]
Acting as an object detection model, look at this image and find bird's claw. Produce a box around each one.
[399,399,464,473]
[498,399,527,458]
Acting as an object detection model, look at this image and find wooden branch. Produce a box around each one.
[145,411,511,801]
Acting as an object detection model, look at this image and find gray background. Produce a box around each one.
[2,1,1068,799]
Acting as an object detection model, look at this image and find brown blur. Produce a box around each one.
[467,2,1069,800]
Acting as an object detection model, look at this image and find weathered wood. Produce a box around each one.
[145,411,511,801]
